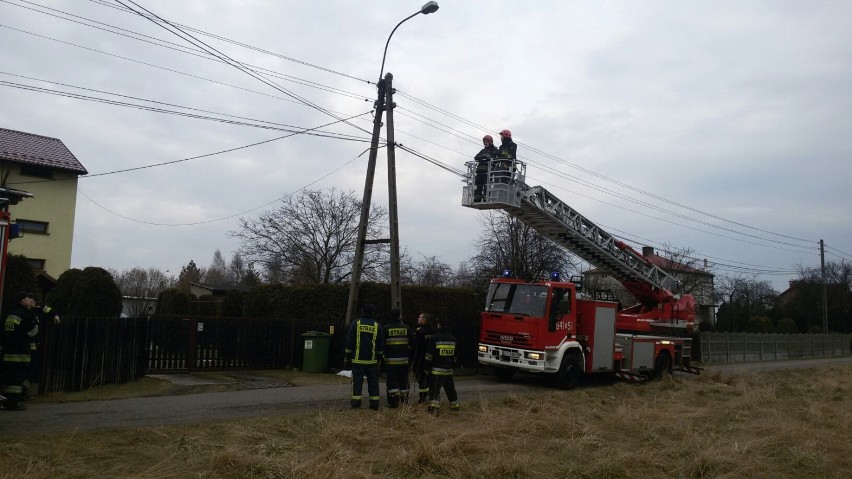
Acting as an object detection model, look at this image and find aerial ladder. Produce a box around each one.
[462,157,696,336]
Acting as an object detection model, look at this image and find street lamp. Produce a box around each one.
[346,1,439,326]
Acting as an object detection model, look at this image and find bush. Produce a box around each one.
[156,288,194,315]
[1,255,39,317]
[697,319,716,332]
[47,267,122,317]
[745,316,774,333]
[776,317,799,334]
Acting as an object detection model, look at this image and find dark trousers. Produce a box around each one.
[427,373,459,411]
[1,357,30,405]
[384,364,410,408]
[351,363,380,410]
[414,366,430,403]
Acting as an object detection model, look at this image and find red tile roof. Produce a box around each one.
[0,128,88,175]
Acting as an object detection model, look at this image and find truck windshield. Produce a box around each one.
[486,283,548,316]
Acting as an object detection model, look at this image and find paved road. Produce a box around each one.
[2,357,850,438]
[0,375,541,438]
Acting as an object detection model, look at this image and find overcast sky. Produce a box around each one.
[2,0,850,292]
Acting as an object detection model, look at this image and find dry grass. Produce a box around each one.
[3,365,851,478]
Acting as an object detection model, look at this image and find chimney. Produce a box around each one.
[642,246,654,257]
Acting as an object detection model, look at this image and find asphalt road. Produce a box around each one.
[0,375,541,438]
[2,356,850,438]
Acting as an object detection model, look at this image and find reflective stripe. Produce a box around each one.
[352,359,378,365]
[431,367,453,375]
[2,354,31,363]
[2,385,23,394]
[27,324,39,337]
[351,395,362,400]
[386,338,408,345]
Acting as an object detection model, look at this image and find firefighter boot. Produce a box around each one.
[449,401,460,412]
[419,391,428,404]
[387,392,399,409]
[369,398,380,411]
[428,400,440,416]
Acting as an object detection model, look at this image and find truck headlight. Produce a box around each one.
[525,352,543,361]
[478,345,488,353]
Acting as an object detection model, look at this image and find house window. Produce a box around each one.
[20,164,53,179]
[27,258,46,272]
[16,219,49,234]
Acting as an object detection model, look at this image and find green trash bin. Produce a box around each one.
[301,331,332,373]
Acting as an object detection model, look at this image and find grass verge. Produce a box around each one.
[3,365,851,478]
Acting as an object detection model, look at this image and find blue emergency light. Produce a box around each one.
[550,271,561,281]
[502,269,513,278]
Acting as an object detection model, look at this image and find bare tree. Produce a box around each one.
[204,249,228,285]
[401,254,455,287]
[715,274,777,331]
[112,267,175,317]
[231,188,388,284]
[466,212,578,284]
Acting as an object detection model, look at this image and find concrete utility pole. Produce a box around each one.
[345,2,439,326]
[820,239,828,332]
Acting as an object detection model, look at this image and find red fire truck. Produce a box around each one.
[463,158,700,388]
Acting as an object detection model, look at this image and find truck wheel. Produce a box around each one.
[652,351,673,379]
[554,351,582,390]
[493,367,515,381]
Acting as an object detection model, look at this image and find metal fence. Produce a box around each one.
[698,332,852,364]
[35,314,482,393]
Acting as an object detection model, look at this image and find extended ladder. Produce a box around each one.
[462,159,679,292]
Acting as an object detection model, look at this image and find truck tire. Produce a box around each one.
[554,350,582,390]
[493,367,516,381]
[652,351,673,379]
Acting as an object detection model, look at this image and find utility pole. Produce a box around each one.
[385,74,402,312]
[820,239,828,332]
[345,78,387,327]
[344,2,439,326]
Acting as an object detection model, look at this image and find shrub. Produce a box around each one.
[776,317,799,334]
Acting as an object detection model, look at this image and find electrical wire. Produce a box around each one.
[5,2,838,275]
[78,148,368,226]
[1,0,373,103]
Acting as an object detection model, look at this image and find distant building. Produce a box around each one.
[0,128,88,278]
[583,246,716,324]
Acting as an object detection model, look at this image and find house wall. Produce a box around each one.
[6,167,79,278]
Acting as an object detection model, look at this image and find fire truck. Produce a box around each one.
[462,157,700,388]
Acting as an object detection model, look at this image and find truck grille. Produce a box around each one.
[484,330,531,346]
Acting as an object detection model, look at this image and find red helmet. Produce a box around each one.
[483,135,493,144]
[499,129,512,139]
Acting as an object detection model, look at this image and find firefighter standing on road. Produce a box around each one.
[382,309,412,408]
[425,317,459,415]
[344,304,384,410]
[411,312,436,403]
[1,292,39,411]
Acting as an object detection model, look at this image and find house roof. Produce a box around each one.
[0,128,88,175]
[586,250,713,277]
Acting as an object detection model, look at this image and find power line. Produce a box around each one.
[77,148,367,226]
[2,0,373,103]
[113,0,373,138]
[87,0,371,84]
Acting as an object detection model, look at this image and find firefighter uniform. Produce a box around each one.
[2,293,39,410]
[345,307,384,410]
[382,312,412,408]
[425,322,459,414]
[411,317,435,403]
